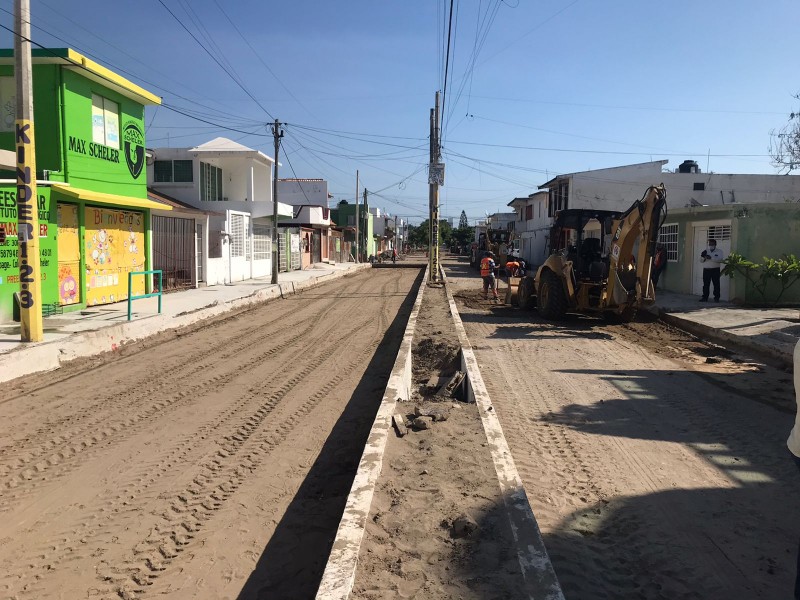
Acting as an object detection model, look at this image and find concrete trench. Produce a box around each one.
[315,265,564,600]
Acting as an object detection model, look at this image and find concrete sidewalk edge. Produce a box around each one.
[0,264,371,384]
[657,310,793,370]
[315,265,428,599]
[440,267,566,600]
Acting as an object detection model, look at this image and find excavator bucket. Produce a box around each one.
[505,276,521,305]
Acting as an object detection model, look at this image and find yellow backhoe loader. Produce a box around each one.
[516,184,667,321]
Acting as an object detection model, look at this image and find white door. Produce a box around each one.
[692,223,731,300]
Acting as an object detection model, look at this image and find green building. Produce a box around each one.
[0,48,165,322]
[658,203,800,304]
[332,200,375,260]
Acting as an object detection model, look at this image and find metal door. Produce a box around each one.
[312,231,322,263]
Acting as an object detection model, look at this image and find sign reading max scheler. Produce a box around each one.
[68,135,120,164]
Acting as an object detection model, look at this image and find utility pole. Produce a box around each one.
[428,91,442,283]
[363,188,368,260]
[15,0,43,342]
[394,214,398,251]
[271,119,283,284]
[354,170,359,262]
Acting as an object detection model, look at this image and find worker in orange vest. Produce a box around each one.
[480,251,499,301]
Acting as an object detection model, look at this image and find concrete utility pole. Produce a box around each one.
[428,91,442,283]
[271,119,283,284]
[15,0,43,342]
[354,170,359,263]
[363,188,368,260]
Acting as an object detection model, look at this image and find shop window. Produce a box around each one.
[154,159,193,183]
[200,161,223,201]
[658,223,679,262]
[91,94,119,149]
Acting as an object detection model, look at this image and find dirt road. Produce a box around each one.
[444,257,800,599]
[0,268,420,600]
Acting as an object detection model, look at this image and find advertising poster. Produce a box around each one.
[57,203,81,305]
[84,206,145,306]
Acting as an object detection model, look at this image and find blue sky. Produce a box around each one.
[2,0,798,223]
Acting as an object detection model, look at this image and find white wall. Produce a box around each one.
[568,162,666,212]
[276,180,329,206]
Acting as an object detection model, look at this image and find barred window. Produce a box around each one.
[658,223,679,262]
[200,162,223,201]
[253,224,272,260]
[707,225,731,241]
[230,214,245,258]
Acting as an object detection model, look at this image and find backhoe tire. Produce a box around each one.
[537,270,567,320]
[518,276,536,310]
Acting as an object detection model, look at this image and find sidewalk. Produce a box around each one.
[0,262,370,383]
[652,290,800,369]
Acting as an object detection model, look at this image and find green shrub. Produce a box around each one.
[722,253,800,305]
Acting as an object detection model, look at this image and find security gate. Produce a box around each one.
[152,215,196,291]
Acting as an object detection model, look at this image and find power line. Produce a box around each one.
[156,0,275,120]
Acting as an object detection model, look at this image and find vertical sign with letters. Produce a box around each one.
[15,119,43,340]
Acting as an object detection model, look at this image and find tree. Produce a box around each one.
[769,94,800,173]
[407,219,453,247]
[458,210,469,229]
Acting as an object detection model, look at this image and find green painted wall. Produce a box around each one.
[332,202,374,258]
[0,186,59,322]
[60,69,147,197]
[660,204,800,304]
[0,63,63,176]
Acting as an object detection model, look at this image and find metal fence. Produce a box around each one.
[152,215,195,291]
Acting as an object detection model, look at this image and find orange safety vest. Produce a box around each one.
[480,257,494,277]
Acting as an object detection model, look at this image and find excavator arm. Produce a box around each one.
[605,184,668,310]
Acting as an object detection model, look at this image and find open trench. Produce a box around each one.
[352,281,529,600]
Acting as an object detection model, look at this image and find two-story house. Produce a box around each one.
[276,178,333,268]
[148,137,293,284]
[0,48,169,322]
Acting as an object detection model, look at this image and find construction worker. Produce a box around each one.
[505,257,522,277]
[480,251,499,301]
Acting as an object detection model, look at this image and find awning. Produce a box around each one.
[51,184,171,211]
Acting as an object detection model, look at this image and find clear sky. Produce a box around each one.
[2,0,798,224]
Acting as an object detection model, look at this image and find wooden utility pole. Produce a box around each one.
[15,0,43,342]
[354,170,359,262]
[271,119,283,284]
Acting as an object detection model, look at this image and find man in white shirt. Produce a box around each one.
[699,238,725,302]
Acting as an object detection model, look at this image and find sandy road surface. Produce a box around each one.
[444,257,799,599]
[0,267,420,600]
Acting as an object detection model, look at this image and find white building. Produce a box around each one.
[539,159,800,214]
[507,191,550,267]
[147,137,293,285]
[276,178,331,207]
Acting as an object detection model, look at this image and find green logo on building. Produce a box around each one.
[123,121,145,179]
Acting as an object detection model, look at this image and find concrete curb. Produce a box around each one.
[0,264,372,384]
[658,310,794,370]
[315,265,428,600]
[440,267,565,600]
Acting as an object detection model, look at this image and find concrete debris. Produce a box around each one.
[392,413,408,437]
[412,416,432,430]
